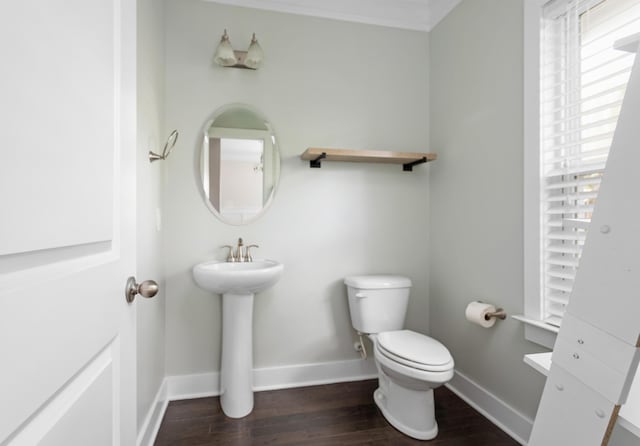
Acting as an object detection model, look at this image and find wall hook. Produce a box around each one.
[149,130,179,162]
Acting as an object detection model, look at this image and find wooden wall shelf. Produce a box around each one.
[300,148,437,171]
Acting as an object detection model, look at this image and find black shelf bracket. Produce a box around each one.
[403,157,428,172]
[309,152,327,168]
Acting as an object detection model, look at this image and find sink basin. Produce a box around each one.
[193,259,284,295]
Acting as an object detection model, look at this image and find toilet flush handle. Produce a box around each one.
[355,292,367,299]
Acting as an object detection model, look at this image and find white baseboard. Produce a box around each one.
[166,371,222,400]
[253,357,378,392]
[446,370,533,445]
[137,380,169,446]
[164,357,378,401]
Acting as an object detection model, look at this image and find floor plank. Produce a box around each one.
[154,380,519,445]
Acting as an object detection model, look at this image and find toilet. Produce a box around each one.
[344,275,454,440]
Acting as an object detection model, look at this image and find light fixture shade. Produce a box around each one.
[214,30,237,66]
[244,34,263,69]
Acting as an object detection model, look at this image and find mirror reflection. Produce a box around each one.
[199,104,280,225]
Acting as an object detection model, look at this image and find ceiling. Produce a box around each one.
[204,0,462,32]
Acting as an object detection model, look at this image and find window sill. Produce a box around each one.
[512,315,558,349]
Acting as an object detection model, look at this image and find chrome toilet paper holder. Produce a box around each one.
[484,308,507,321]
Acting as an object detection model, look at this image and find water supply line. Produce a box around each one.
[355,331,368,360]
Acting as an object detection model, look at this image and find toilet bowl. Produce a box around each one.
[372,330,454,439]
[344,275,454,440]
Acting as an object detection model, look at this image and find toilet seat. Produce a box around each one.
[374,342,454,385]
[376,330,454,372]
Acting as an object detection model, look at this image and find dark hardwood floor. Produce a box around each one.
[154,379,519,445]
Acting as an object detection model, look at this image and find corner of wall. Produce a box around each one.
[428,0,545,430]
[136,0,168,437]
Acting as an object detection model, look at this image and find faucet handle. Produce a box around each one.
[244,244,259,262]
[221,245,235,262]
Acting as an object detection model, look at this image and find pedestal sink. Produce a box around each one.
[192,259,283,418]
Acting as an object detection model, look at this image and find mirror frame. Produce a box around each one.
[196,103,281,225]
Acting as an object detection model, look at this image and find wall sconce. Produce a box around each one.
[213,29,263,70]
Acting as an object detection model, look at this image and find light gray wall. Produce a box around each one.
[429,0,548,420]
[163,0,431,376]
[136,0,166,431]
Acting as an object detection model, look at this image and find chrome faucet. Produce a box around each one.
[244,244,259,262]
[221,244,236,262]
[236,237,244,261]
[222,238,259,262]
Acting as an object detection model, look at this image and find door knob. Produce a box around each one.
[125,276,159,303]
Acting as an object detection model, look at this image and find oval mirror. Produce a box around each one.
[198,104,280,225]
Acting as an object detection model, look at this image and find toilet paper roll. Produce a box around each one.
[465,301,497,328]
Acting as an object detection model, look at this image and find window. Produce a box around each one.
[524,0,640,344]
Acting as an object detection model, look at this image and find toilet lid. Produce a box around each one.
[377,330,453,371]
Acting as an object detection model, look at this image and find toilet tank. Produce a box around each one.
[344,275,412,334]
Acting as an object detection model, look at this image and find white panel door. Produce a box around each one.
[0,0,137,445]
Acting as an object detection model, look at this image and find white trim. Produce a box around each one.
[523,0,547,345]
[512,315,558,349]
[166,371,222,400]
[201,0,461,32]
[446,370,533,445]
[165,358,378,401]
[512,315,559,334]
[252,358,378,391]
[136,380,168,446]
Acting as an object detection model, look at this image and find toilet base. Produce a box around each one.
[373,377,438,440]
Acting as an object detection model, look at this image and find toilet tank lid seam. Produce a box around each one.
[344,275,412,289]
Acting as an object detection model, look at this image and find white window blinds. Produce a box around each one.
[540,0,640,326]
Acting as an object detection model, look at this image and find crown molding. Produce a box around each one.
[203,0,461,32]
